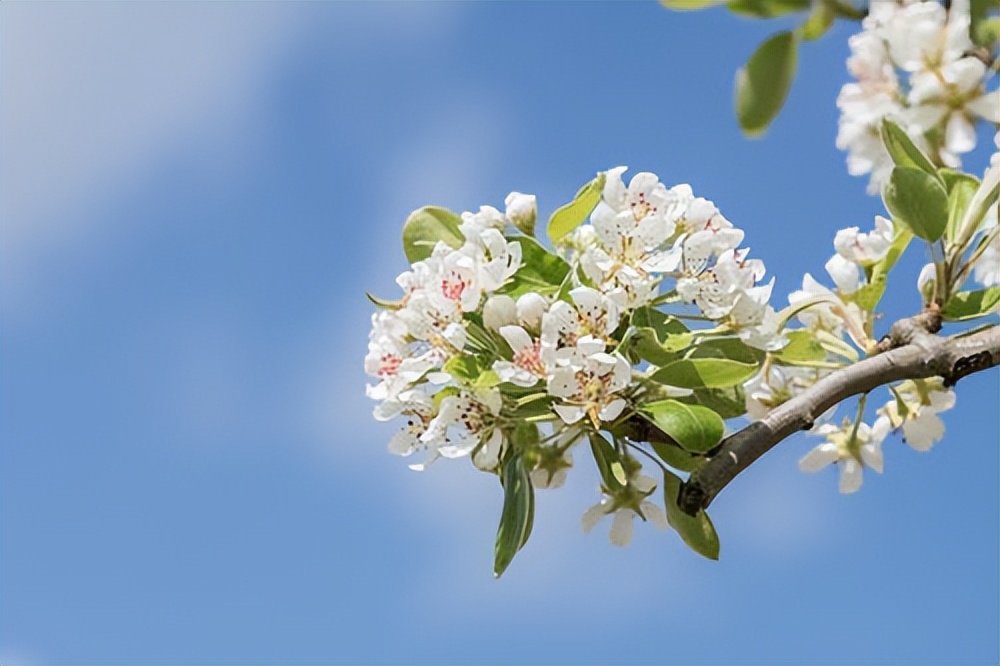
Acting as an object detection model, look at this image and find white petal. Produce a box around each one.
[609,509,635,547]
[553,404,587,424]
[838,459,863,494]
[581,502,608,534]
[860,442,884,474]
[799,443,840,472]
[640,501,669,531]
[903,412,944,451]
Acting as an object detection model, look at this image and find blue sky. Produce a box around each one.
[1,3,997,664]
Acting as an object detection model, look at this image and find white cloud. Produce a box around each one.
[0,2,464,323]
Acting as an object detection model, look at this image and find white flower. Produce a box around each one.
[744,365,825,420]
[799,417,889,494]
[540,287,623,350]
[421,388,503,462]
[547,337,631,427]
[581,471,668,546]
[879,379,956,451]
[494,325,548,387]
[834,216,894,265]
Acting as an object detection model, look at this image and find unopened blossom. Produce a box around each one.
[799,417,890,493]
[516,292,549,332]
[879,379,956,451]
[788,273,867,345]
[825,254,862,295]
[505,191,537,236]
[581,470,668,546]
[483,294,517,331]
[547,337,631,427]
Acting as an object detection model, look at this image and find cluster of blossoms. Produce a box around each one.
[837,0,999,193]
[366,167,779,548]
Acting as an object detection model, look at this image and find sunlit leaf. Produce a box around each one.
[402,206,464,263]
[640,399,724,453]
[735,31,799,136]
[547,173,605,243]
[883,167,948,242]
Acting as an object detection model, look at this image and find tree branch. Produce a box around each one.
[674,320,1000,516]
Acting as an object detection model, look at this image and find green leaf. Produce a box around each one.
[800,2,835,40]
[589,433,625,492]
[640,399,724,453]
[942,288,1000,321]
[365,291,403,310]
[735,31,799,137]
[728,0,809,18]
[883,167,949,242]
[493,454,535,578]
[880,118,939,177]
[940,170,981,242]
[772,330,826,365]
[632,328,681,365]
[651,357,759,389]
[499,236,571,297]
[676,386,748,420]
[547,173,606,244]
[443,354,481,382]
[402,206,465,263]
[649,437,707,472]
[659,0,726,9]
[662,471,720,560]
[685,337,765,365]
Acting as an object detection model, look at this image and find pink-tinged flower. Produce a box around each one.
[834,216,894,265]
[420,388,503,465]
[494,325,549,388]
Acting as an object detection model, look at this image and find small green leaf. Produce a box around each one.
[640,399,724,453]
[494,453,534,578]
[728,0,809,18]
[365,291,403,310]
[735,31,799,136]
[880,118,939,177]
[659,0,726,9]
[662,471,720,560]
[547,173,606,244]
[652,358,759,389]
[799,1,835,40]
[940,170,981,242]
[942,288,1000,321]
[883,167,949,242]
[772,330,827,365]
[402,206,464,263]
[443,355,481,382]
[852,274,888,313]
[685,337,765,365]
[499,236,571,297]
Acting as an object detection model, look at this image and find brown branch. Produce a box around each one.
[673,319,1000,516]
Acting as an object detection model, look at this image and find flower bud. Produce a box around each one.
[917,262,937,305]
[516,292,548,331]
[505,191,537,236]
[483,295,517,331]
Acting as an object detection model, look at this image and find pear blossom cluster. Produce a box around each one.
[366,202,525,471]
[563,167,783,350]
[837,0,999,193]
